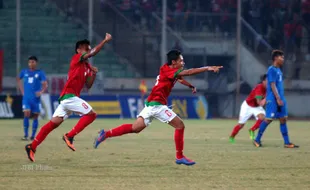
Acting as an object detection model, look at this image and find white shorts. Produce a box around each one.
[137,105,177,126]
[238,101,265,124]
[52,96,92,119]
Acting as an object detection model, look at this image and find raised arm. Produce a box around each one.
[177,66,223,77]
[83,33,112,60]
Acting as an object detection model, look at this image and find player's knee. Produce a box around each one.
[132,118,146,133]
[24,112,30,118]
[264,119,272,124]
[239,124,245,128]
[279,118,287,124]
[89,111,97,119]
[32,114,39,120]
[257,114,265,120]
[175,120,185,130]
[50,117,63,127]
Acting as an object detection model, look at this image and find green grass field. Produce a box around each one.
[0,119,310,190]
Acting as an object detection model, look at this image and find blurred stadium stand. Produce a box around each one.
[1,0,310,118]
[0,0,138,78]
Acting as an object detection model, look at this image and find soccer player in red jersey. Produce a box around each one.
[25,33,112,162]
[229,74,267,143]
[94,49,223,166]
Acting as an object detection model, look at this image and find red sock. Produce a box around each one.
[31,121,58,150]
[174,128,184,159]
[105,124,133,138]
[230,124,242,137]
[250,119,262,131]
[67,113,97,138]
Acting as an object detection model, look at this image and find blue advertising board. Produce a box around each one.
[50,95,209,119]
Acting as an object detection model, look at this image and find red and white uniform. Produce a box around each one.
[53,53,93,119]
[238,83,266,124]
[138,64,182,126]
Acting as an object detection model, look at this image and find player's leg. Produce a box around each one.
[22,99,31,140]
[31,113,39,140]
[93,106,151,148]
[30,101,41,140]
[278,103,299,148]
[62,97,97,151]
[25,104,67,162]
[154,106,195,165]
[253,102,275,147]
[249,107,266,140]
[230,101,251,142]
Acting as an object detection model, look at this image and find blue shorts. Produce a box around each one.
[265,100,287,119]
[22,98,40,113]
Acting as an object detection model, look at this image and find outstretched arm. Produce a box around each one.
[178,77,196,93]
[83,33,112,60]
[176,66,223,77]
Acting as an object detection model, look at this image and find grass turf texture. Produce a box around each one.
[0,119,309,190]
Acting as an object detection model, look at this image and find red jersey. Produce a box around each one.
[59,53,91,99]
[146,64,182,105]
[245,83,266,107]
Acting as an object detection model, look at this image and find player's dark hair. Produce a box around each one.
[271,50,284,61]
[75,39,90,53]
[167,49,181,65]
[28,56,38,62]
[260,74,267,82]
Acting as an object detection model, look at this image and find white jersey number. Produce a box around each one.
[28,77,34,84]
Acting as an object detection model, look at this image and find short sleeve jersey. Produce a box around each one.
[59,53,92,100]
[245,83,266,107]
[146,64,182,105]
[19,69,46,101]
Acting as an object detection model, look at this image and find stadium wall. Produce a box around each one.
[0,94,210,120]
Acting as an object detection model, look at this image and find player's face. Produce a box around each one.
[174,55,185,69]
[262,79,267,88]
[28,60,37,70]
[77,44,91,54]
[276,55,284,65]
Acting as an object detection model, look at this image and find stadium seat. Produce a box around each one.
[0,0,137,78]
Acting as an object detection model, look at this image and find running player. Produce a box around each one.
[17,56,47,140]
[253,50,299,148]
[229,74,267,143]
[25,33,112,162]
[93,49,223,166]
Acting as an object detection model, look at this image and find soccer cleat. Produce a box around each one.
[30,137,35,141]
[284,143,299,148]
[253,140,262,147]
[249,130,255,140]
[21,136,28,141]
[63,134,76,151]
[25,144,35,162]
[229,136,235,144]
[93,129,106,149]
[175,156,196,166]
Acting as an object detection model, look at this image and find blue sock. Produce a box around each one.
[255,120,269,143]
[31,119,39,138]
[280,123,290,145]
[23,117,29,137]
